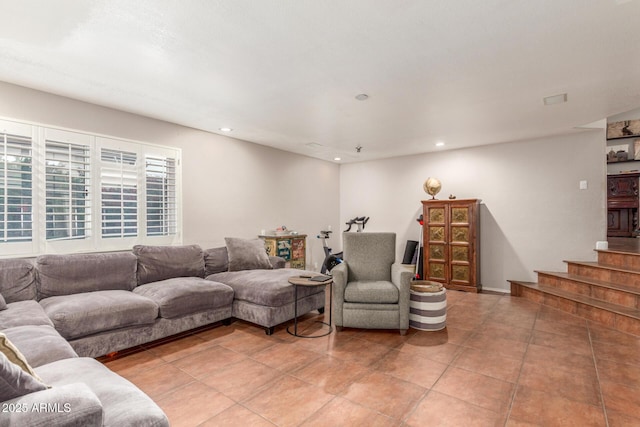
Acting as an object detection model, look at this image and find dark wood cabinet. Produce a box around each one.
[607,173,640,237]
[422,199,481,292]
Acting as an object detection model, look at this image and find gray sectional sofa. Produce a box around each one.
[0,239,324,426]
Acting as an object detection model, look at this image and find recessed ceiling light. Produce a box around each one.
[543,93,567,106]
[334,157,341,161]
[355,94,369,101]
[219,127,233,132]
[435,141,445,147]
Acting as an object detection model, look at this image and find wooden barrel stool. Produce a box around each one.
[409,281,447,331]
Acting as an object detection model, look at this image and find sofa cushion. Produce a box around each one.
[225,237,272,271]
[40,290,159,340]
[0,259,37,303]
[36,357,169,427]
[2,325,77,368]
[207,268,323,307]
[344,281,399,304]
[133,277,234,319]
[0,300,54,329]
[269,256,286,269]
[204,246,229,275]
[0,352,48,402]
[0,294,5,311]
[134,244,205,285]
[37,252,138,299]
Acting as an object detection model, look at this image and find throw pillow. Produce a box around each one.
[0,352,48,401]
[133,245,205,284]
[204,247,229,276]
[0,333,44,382]
[0,294,6,311]
[225,238,273,272]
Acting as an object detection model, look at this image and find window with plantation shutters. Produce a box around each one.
[45,141,91,240]
[0,118,181,256]
[146,156,177,236]
[0,132,32,243]
[100,148,138,238]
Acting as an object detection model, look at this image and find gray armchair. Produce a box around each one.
[331,232,412,334]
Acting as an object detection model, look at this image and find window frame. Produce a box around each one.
[0,118,182,257]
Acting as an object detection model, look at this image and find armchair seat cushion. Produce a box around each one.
[40,290,158,340]
[133,277,234,319]
[344,281,399,304]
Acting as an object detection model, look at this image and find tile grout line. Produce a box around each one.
[587,320,610,427]
[501,299,541,426]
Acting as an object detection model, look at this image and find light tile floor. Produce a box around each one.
[101,291,640,426]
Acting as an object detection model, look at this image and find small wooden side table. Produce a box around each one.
[287,276,333,338]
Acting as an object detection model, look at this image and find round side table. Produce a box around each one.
[287,276,333,338]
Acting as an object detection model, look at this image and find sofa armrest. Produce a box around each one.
[0,383,103,427]
[268,256,286,269]
[391,263,413,330]
[330,262,349,326]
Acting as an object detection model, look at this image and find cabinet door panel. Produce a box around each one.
[428,207,446,223]
[429,244,446,261]
[451,245,469,262]
[451,226,469,243]
[429,226,445,242]
[429,263,446,280]
[451,207,469,223]
[451,264,470,283]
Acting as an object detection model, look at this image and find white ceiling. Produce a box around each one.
[0,0,639,163]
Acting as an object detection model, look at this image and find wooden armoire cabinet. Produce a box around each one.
[607,173,640,237]
[422,199,481,292]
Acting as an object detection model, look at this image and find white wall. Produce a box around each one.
[340,131,607,292]
[0,81,609,287]
[0,82,340,270]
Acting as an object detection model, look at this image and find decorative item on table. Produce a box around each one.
[275,226,288,236]
[448,194,456,199]
[423,177,442,199]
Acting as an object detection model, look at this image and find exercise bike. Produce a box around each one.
[344,216,369,232]
[317,230,343,274]
[317,216,369,273]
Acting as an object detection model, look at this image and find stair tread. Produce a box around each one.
[565,260,640,275]
[597,248,640,258]
[536,271,640,296]
[510,280,640,320]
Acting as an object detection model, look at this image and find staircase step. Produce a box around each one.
[510,280,640,336]
[565,261,640,289]
[597,248,640,270]
[536,271,640,309]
